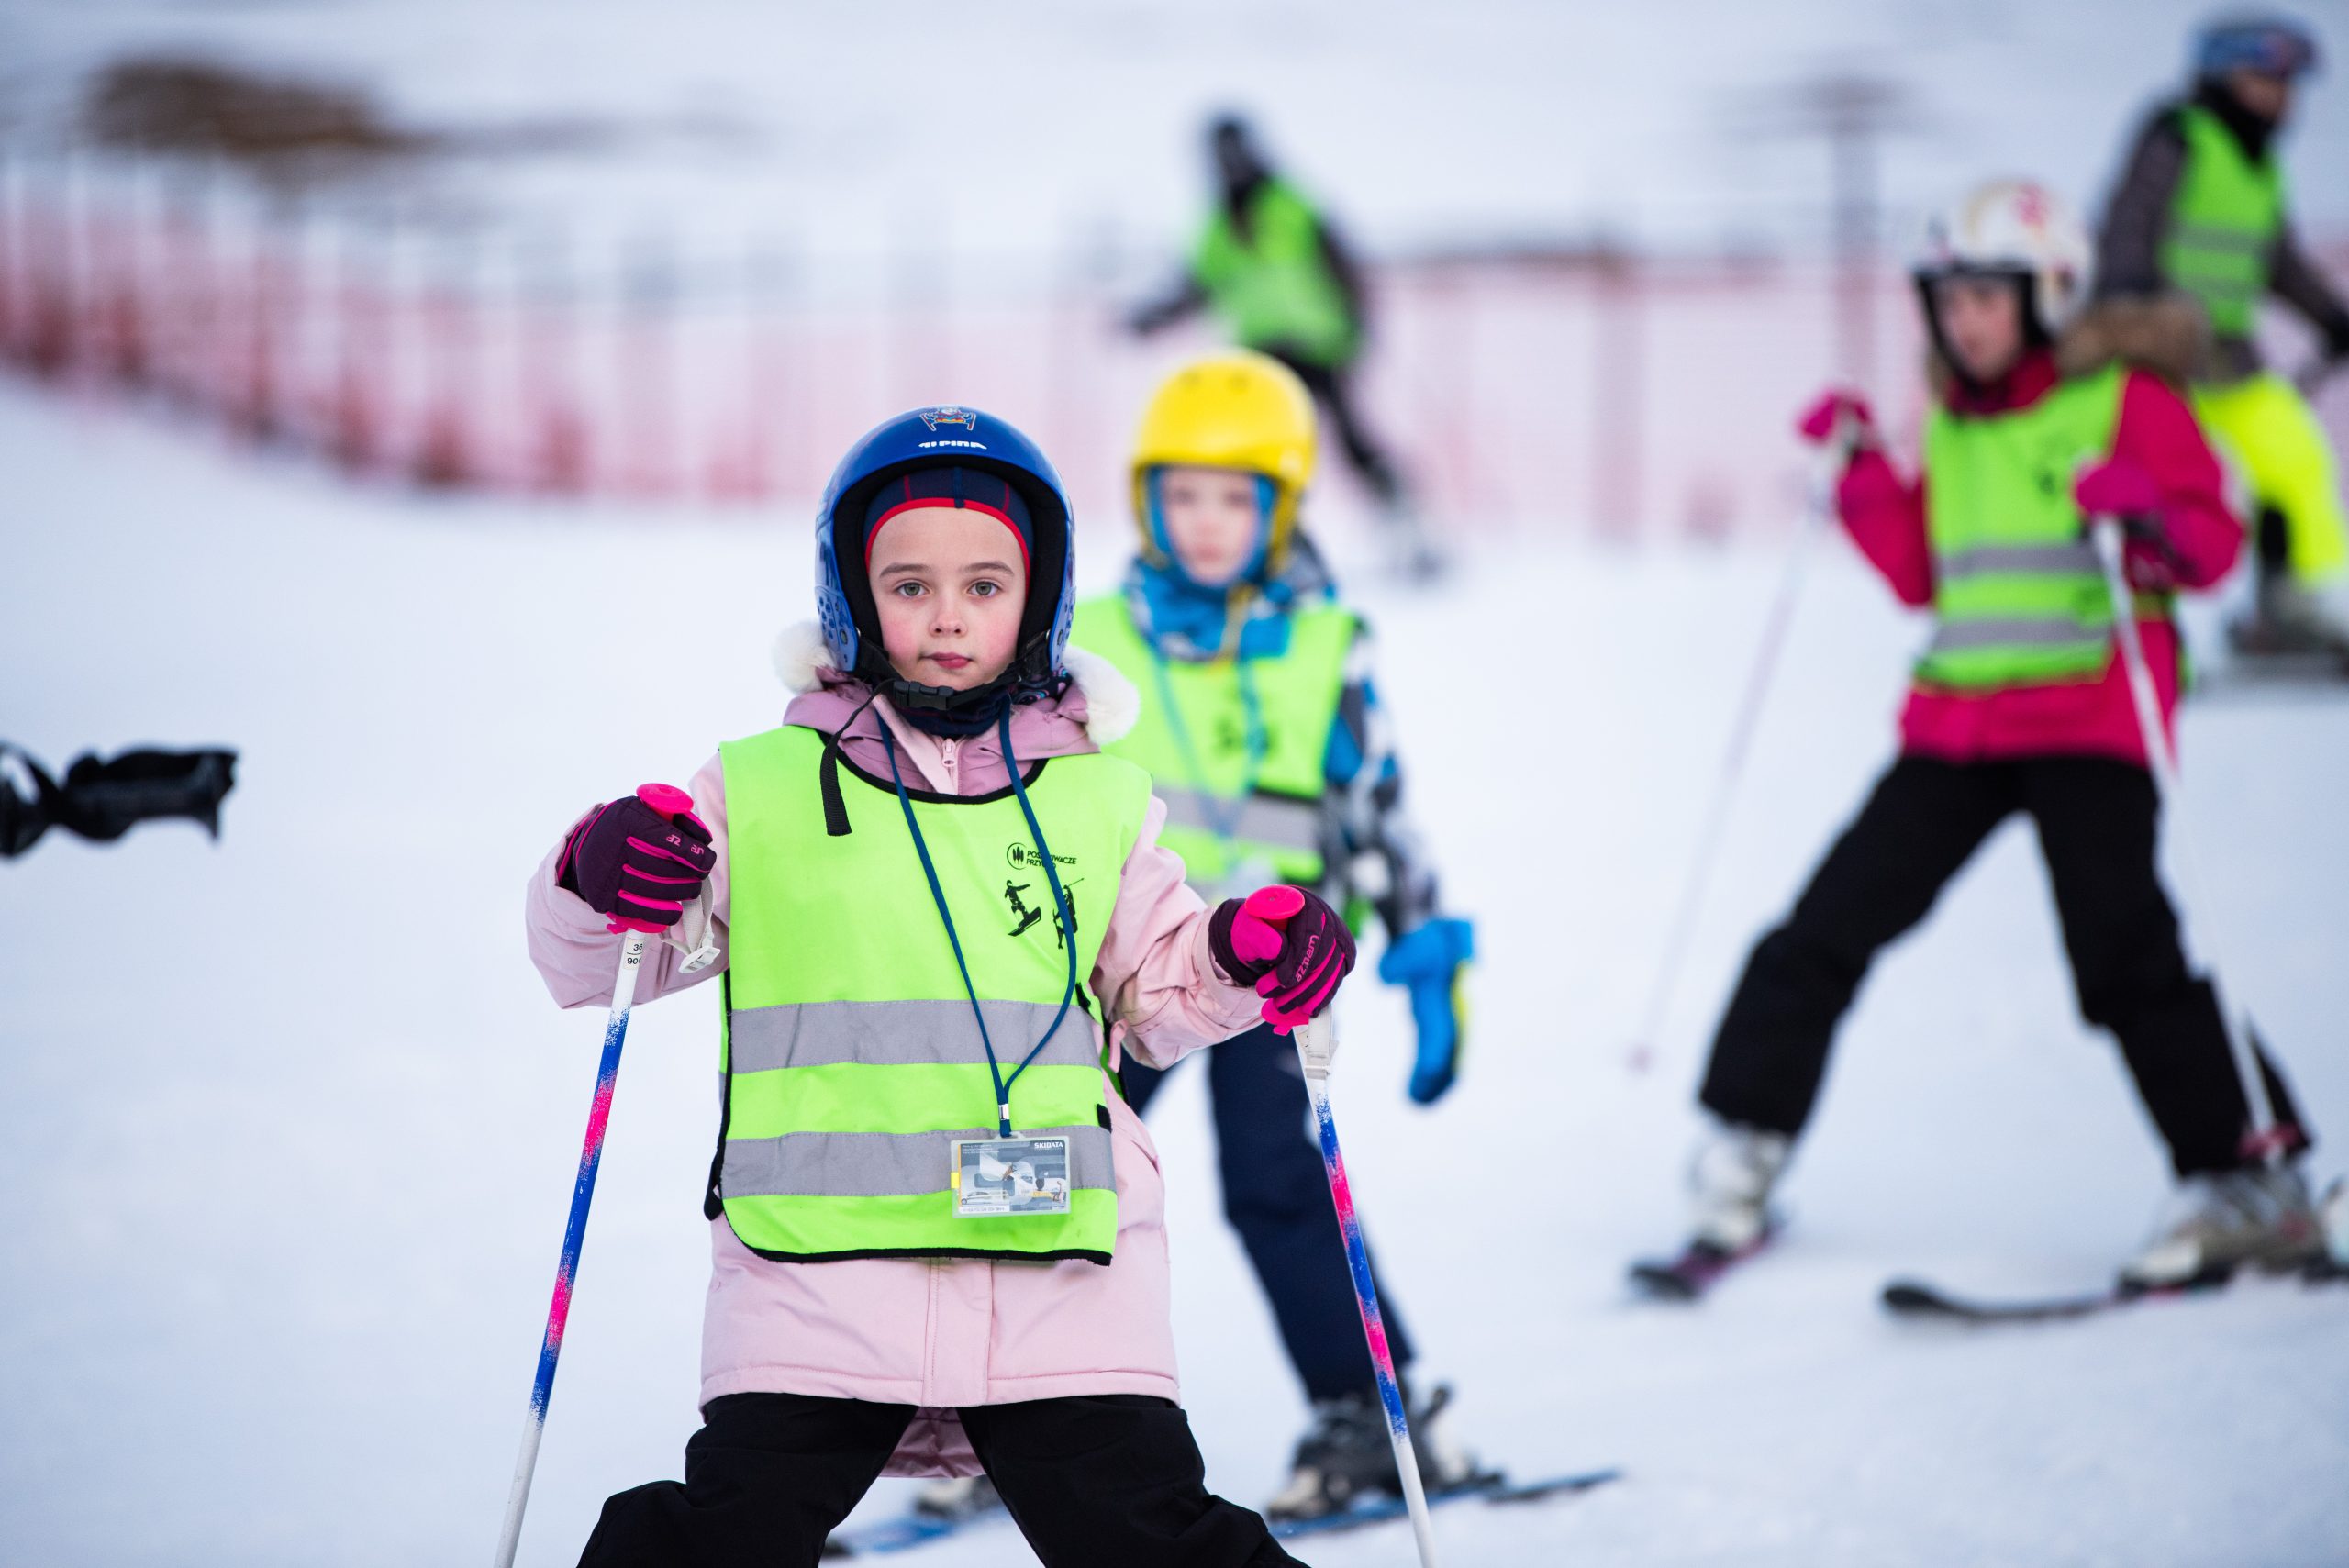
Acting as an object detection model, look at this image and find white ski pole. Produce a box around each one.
[1628,441,1842,1074]
[2089,517,2281,1147]
[1292,1015,1442,1568]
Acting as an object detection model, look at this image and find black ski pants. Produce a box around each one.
[578,1391,1301,1568]
[1123,1020,1415,1403]
[1698,753,2310,1176]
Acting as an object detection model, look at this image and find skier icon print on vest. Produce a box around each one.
[1001,873,1086,950]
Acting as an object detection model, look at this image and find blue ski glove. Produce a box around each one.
[1378,917,1474,1106]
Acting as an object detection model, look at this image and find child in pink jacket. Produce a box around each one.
[1662,182,2319,1295]
[526,406,1355,1568]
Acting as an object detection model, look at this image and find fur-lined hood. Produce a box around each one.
[768,620,1141,748]
[1927,291,2209,402]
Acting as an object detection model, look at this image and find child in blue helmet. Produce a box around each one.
[523,406,1355,1567]
[1063,351,1482,1520]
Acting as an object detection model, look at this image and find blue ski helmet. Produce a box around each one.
[2195,14,2320,79]
[816,405,1076,696]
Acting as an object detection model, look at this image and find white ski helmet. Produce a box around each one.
[1912,179,2093,338]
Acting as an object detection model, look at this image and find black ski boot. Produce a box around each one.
[1264,1382,1490,1522]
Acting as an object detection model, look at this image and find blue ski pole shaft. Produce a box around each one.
[1293,1016,1442,1567]
[492,929,649,1568]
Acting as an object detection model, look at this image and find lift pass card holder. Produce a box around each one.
[952,1136,1073,1218]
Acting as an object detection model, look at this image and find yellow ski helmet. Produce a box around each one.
[1130,350,1318,573]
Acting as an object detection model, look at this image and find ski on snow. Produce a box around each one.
[1270,1467,1623,1541]
[1628,1229,1776,1302]
[822,1467,1623,1556]
[1883,1256,2348,1325]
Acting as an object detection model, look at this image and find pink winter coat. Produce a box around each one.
[524,625,1266,1477]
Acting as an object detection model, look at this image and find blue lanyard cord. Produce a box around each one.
[1145,638,1266,853]
[998,707,1081,1100]
[881,715,1079,1138]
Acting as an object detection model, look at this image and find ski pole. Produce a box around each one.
[494,783,706,1568]
[2089,517,2282,1150]
[1627,443,1840,1074]
[492,926,646,1568]
[1292,1015,1442,1568]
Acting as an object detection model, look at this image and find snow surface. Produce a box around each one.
[4,384,2348,1568]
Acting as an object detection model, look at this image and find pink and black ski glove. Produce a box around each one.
[1209,884,1357,1035]
[556,783,715,934]
[1795,388,1877,450]
[2073,456,2165,521]
[2074,457,2180,589]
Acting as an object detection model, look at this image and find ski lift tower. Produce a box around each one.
[1732,69,1931,398]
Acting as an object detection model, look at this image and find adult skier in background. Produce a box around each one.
[1652,181,2322,1297]
[1129,115,1438,576]
[2097,13,2349,662]
[524,405,1357,1567]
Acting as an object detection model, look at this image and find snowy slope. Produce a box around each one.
[2,385,2347,1568]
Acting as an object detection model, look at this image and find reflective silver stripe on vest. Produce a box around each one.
[1926,616,2107,654]
[1935,541,2099,581]
[729,998,1100,1075]
[721,1121,1115,1199]
[2168,222,2269,256]
[1157,786,1324,851]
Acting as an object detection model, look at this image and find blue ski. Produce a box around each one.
[1271,1467,1624,1540]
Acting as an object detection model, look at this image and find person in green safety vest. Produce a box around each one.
[525,405,1363,1568]
[1128,114,1440,578]
[2096,13,2349,665]
[1085,349,1484,1520]
[1650,180,2322,1296]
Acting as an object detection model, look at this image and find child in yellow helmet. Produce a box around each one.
[1072,349,1484,1519]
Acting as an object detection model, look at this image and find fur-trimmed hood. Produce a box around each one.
[2054,292,2209,384]
[768,620,1141,748]
[1926,291,2209,403]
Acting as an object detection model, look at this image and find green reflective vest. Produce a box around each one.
[713,723,1152,1264]
[1193,179,1360,368]
[1916,364,2137,693]
[1074,593,1353,895]
[2162,104,2285,339]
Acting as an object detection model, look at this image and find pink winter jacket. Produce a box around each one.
[524,626,1266,1477]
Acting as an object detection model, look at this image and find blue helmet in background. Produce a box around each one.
[816,405,1077,703]
[2196,14,2320,79]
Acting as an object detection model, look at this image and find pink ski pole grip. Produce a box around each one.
[636,782,696,820]
[1230,884,1306,967]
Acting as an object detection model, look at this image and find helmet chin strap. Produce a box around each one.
[863,628,1063,738]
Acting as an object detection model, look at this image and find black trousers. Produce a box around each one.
[1699,754,2310,1176]
[1261,347,1405,506]
[1124,1022,1415,1403]
[579,1392,1301,1568]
